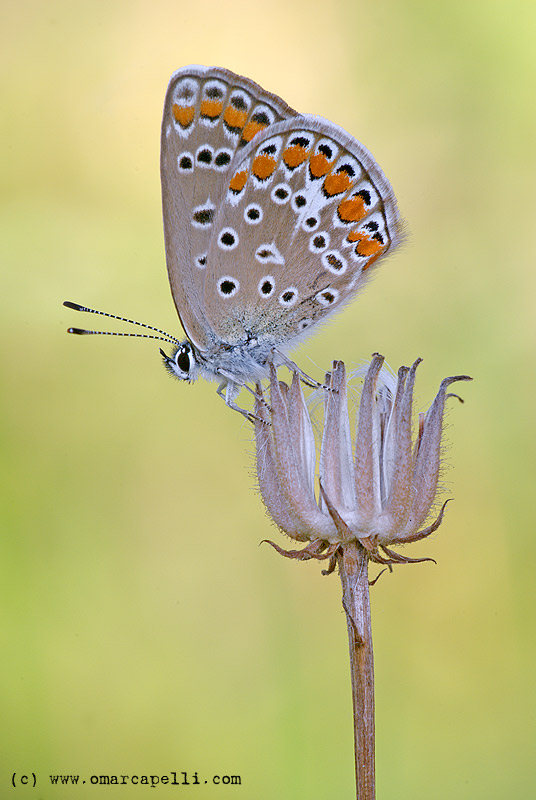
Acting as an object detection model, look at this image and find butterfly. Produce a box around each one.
[65,65,402,419]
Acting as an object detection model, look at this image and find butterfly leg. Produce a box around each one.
[216,378,258,423]
[236,379,271,409]
[216,375,269,423]
[273,351,324,389]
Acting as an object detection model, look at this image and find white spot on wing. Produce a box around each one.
[278,287,298,306]
[218,227,239,250]
[309,231,330,252]
[195,144,214,168]
[217,276,240,298]
[258,276,275,298]
[244,203,263,224]
[191,199,215,229]
[316,288,339,306]
[322,250,347,274]
[255,242,285,266]
[271,183,291,204]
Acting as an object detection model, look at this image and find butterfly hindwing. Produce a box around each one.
[202,115,402,346]
[160,65,296,349]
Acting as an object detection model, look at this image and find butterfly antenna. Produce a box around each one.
[63,301,181,347]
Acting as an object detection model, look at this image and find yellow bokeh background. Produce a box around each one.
[2,1,535,797]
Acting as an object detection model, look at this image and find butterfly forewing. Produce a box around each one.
[202,115,402,346]
[160,66,296,349]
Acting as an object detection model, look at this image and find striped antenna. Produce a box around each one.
[63,301,181,347]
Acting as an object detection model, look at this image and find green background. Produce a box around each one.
[2,1,535,797]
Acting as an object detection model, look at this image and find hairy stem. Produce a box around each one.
[338,542,375,800]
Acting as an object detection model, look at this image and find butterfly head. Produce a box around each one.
[63,301,205,384]
[160,341,201,383]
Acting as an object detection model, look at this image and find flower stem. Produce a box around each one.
[338,542,375,800]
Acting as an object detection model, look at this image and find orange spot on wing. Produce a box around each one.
[224,106,248,130]
[282,145,309,168]
[252,154,277,180]
[337,196,367,223]
[309,153,332,178]
[200,99,223,119]
[347,230,386,268]
[323,172,352,197]
[172,104,195,127]
[357,238,383,256]
[241,120,267,143]
[229,169,248,193]
[362,251,383,269]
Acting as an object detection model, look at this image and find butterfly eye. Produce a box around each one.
[176,349,190,373]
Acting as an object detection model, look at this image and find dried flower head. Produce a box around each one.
[255,355,471,568]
